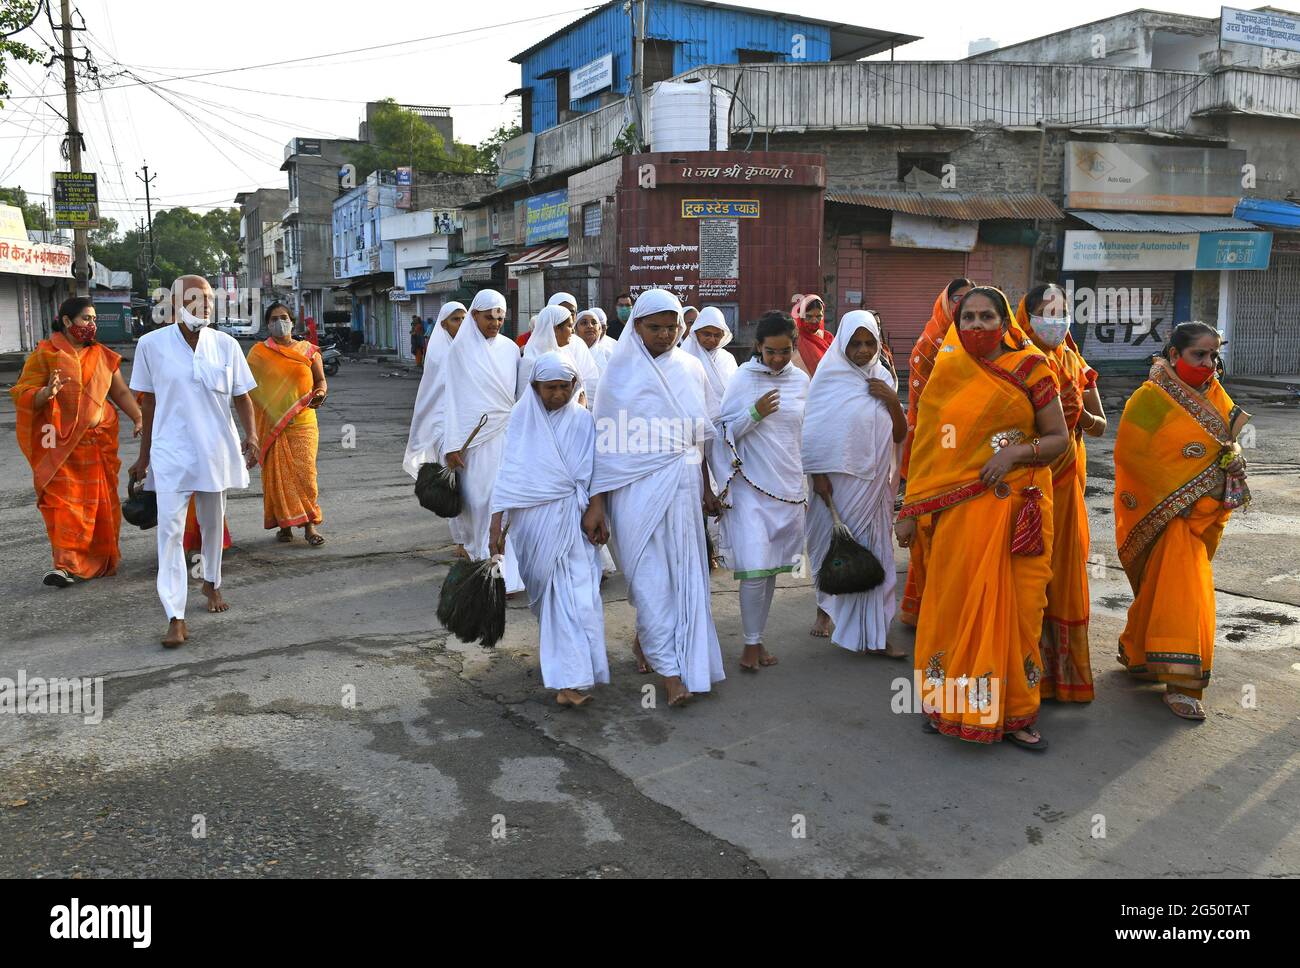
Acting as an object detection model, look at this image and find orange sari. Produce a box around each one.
[247,338,322,530]
[898,288,958,625]
[1114,361,1249,699]
[11,335,123,578]
[901,308,1058,742]
[1016,301,1098,702]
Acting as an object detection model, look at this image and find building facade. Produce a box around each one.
[234,187,289,315]
[332,173,398,351]
[282,136,364,322]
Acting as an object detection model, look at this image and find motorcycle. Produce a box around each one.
[317,334,342,376]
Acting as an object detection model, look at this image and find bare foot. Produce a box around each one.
[202,581,229,613]
[556,688,593,708]
[632,635,651,674]
[452,544,469,560]
[810,608,832,638]
[739,643,762,672]
[162,618,187,648]
[665,676,692,707]
[758,646,778,667]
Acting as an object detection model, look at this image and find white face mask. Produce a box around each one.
[179,305,208,331]
[1030,314,1071,349]
[269,319,292,338]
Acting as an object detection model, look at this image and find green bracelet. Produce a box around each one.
[749,404,764,422]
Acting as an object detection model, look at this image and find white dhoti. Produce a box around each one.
[806,472,897,653]
[512,502,609,690]
[457,432,523,592]
[611,458,724,694]
[155,489,226,620]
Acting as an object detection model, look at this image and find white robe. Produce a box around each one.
[592,307,724,693]
[716,360,809,578]
[491,385,608,690]
[801,313,898,653]
[129,324,257,493]
[440,317,523,591]
[517,308,601,408]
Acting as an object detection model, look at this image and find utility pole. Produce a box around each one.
[57,0,89,296]
[136,163,157,276]
[628,0,646,149]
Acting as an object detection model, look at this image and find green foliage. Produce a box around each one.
[0,184,50,231]
[474,122,522,175]
[612,123,640,155]
[0,1,42,108]
[88,206,240,290]
[346,99,521,178]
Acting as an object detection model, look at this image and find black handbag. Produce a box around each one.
[121,478,157,530]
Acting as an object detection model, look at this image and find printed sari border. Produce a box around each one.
[260,392,316,465]
[1117,463,1222,577]
[899,479,988,519]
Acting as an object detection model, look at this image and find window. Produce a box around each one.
[555,72,570,115]
[897,152,949,183]
[521,89,533,134]
[643,40,676,88]
[737,48,778,64]
[287,165,299,202]
[582,202,602,237]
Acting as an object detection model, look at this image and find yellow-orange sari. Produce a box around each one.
[1114,361,1249,698]
[901,307,1058,742]
[1016,301,1098,702]
[247,338,322,530]
[11,334,123,578]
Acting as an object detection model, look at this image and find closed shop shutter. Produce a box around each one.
[0,277,22,353]
[862,250,968,364]
[1231,254,1300,376]
[1072,271,1175,368]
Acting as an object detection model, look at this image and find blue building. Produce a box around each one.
[332,173,400,349]
[509,0,917,135]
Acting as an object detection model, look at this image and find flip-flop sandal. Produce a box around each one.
[1164,693,1206,721]
[276,530,293,543]
[306,533,326,547]
[1005,729,1049,752]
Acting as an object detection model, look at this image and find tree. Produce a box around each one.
[0,1,41,108]
[86,206,241,290]
[474,122,523,176]
[0,184,51,231]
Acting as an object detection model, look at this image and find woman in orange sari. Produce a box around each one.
[1114,322,1249,722]
[1017,285,1106,702]
[11,297,143,587]
[897,287,1068,749]
[896,277,973,630]
[246,303,328,545]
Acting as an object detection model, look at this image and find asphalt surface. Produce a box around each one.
[1,352,1297,878]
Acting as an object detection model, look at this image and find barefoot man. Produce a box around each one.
[128,276,259,647]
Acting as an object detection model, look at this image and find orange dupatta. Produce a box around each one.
[246,338,319,465]
[11,334,120,492]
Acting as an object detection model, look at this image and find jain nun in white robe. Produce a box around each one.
[440,289,524,592]
[518,304,601,407]
[683,306,740,567]
[491,352,609,692]
[715,343,810,648]
[800,311,898,653]
[402,302,471,547]
[591,308,619,363]
[591,288,725,695]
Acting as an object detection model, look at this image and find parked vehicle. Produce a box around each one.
[317,334,342,376]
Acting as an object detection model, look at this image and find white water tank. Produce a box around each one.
[648,79,731,153]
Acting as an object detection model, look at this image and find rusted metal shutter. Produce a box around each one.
[861,250,967,364]
[1231,254,1300,376]
[1072,271,1175,368]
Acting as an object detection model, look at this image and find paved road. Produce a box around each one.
[1,356,1297,877]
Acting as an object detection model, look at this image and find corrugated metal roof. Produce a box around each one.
[1069,211,1259,233]
[824,191,1063,221]
[1234,197,1300,230]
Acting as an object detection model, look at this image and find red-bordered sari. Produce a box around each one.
[247,338,322,530]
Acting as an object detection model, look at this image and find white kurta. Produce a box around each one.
[801,312,898,653]
[716,361,809,578]
[491,383,608,691]
[129,324,257,493]
[592,302,724,694]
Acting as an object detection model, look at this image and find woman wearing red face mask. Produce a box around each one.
[10,297,143,587]
[1113,322,1250,722]
[790,294,833,375]
[897,286,1069,749]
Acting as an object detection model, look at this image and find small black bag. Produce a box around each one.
[415,462,462,518]
[816,499,885,596]
[121,478,157,530]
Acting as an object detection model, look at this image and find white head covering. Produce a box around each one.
[800,310,896,480]
[401,302,465,478]
[591,288,717,495]
[591,308,608,329]
[547,292,577,310]
[533,350,578,384]
[440,288,518,457]
[681,305,737,397]
[519,304,601,402]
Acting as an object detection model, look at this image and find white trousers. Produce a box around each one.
[155,489,226,620]
[740,575,777,645]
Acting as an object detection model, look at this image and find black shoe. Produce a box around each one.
[922,717,939,734]
[42,569,75,588]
